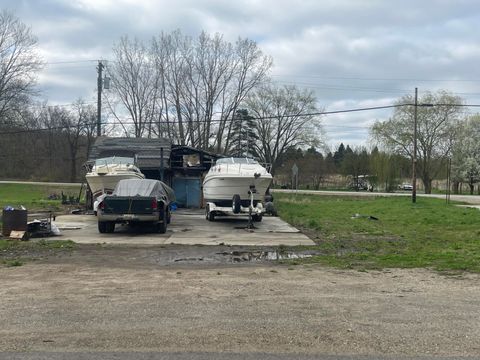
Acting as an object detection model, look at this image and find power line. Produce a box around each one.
[270,74,480,82]
[43,60,99,65]
[274,80,480,97]
[2,102,480,136]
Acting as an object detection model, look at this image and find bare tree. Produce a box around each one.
[152,30,192,144]
[106,36,158,137]
[107,30,271,147]
[245,84,323,174]
[372,90,463,193]
[216,37,272,153]
[0,10,43,122]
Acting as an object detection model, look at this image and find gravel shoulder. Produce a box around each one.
[1,250,479,356]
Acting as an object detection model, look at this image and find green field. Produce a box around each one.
[0,183,81,212]
[276,194,480,272]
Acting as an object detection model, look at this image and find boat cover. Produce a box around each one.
[113,179,175,203]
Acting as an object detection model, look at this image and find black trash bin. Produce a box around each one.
[2,209,28,236]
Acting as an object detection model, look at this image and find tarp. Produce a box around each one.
[113,179,175,203]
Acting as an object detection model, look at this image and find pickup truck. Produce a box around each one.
[97,179,175,234]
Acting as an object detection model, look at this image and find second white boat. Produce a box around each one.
[203,157,273,208]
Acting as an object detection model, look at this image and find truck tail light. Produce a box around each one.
[99,201,104,210]
[151,198,158,210]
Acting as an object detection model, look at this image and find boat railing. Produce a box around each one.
[218,162,272,176]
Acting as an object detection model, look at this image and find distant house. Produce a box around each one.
[87,137,219,208]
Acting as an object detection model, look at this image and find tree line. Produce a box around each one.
[274,144,411,192]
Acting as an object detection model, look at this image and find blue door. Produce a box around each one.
[172,177,201,208]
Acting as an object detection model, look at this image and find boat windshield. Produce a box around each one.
[216,157,258,165]
[95,157,135,166]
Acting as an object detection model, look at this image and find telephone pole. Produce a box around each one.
[412,87,418,203]
[96,60,104,137]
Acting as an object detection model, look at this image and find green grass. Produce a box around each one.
[276,194,480,272]
[3,259,24,267]
[0,239,76,251]
[0,183,81,211]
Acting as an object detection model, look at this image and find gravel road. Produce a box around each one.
[1,253,479,357]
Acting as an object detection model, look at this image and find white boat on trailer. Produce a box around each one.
[203,157,273,222]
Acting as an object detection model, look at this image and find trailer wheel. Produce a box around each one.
[232,195,241,214]
[252,214,263,222]
[206,204,215,221]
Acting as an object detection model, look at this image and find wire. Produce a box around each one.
[270,74,480,82]
[2,102,480,136]
[43,60,99,65]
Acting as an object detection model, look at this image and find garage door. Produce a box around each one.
[172,177,201,208]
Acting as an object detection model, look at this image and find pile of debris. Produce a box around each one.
[2,206,60,240]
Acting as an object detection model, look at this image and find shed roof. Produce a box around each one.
[89,137,172,170]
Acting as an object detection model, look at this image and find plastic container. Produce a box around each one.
[2,209,28,236]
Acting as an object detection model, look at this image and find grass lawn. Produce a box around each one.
[276,193,480,272]
[0,183,81,212]
[0,238,76,267]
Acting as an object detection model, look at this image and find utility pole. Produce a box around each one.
[96,60,104,137]
[412,87,418,203]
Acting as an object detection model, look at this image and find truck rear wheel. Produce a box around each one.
[106,222,115,233]
[98,221,115,233]
[98,221,107,233]
[157,208,167,234]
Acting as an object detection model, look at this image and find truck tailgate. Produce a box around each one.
[102,196,156,215]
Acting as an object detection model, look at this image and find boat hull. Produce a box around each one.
[86,172,145,199]
[203,174,272,207]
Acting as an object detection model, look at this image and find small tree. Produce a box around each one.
[228,109,259,158]
[451,115,480,194]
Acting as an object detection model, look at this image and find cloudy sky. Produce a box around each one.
[4,0,480,149]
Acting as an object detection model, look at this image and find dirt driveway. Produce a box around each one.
[1,247,479,357]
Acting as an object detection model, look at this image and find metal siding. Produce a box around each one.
[172,178,187,208]
[186,178,201,208]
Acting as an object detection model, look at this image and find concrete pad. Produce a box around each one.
[53,210,314,246]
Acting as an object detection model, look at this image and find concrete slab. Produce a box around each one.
[53,209,314,246]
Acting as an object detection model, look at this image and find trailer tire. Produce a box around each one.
[252,214,263,222]
[232,195,241,214]
[206,204,215,221]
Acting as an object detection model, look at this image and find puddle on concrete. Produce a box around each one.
[216,250,313,262]
[171,250,315,264]
[173,257,206,262]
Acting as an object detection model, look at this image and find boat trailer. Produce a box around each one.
[205,185,265,229]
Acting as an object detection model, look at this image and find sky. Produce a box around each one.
[3,0,480,150]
